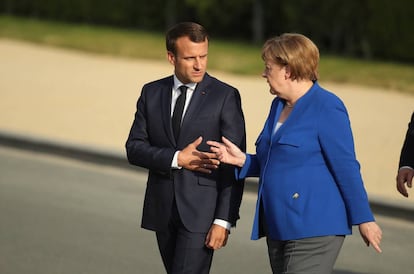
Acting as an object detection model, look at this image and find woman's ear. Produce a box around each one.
[284,65,291,80]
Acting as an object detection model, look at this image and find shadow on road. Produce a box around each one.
[334,270,371,274]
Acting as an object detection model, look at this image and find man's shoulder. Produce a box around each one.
[203,73,237,91]
[143,75,173,89]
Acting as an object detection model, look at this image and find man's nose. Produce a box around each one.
[194,57,202,69]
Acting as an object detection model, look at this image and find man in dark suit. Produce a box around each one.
[396,111,414,197]
[125,22,246,273]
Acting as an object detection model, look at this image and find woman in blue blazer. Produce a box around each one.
[208,33,382,274]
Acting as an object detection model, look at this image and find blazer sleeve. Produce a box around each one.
[125,85,176,176]
[399,112,414,168]
[214,87,246,226]
[236,154,261,180]
[317,99,374,224]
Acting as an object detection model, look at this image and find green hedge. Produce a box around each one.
[1,0,413,62]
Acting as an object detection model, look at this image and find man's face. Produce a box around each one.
[167,36,208,84]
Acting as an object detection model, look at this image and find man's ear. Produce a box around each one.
[167,51,175,65]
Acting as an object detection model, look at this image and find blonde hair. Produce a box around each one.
[262,33,319,81]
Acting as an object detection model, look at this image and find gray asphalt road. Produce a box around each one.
[1,146,413,274]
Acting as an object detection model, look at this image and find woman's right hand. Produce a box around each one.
[358,221,382,253]
[207,136,246,167]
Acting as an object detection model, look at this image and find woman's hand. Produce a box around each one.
[207,136,246,167]
[358,221,382,253]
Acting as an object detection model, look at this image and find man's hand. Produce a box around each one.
[178,137,220,173]
[205,224,229,250]
[396,167,414,197]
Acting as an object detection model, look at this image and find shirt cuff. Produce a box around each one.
[171,151,182,169]
[399,166,414,170]
[213,219,231,231]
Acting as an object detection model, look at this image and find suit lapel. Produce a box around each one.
[271,82,318,140]
[161,76,176,145]
[269,99,285,140]
[180,74,210,131]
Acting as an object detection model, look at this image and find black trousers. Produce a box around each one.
[155,201,214,274]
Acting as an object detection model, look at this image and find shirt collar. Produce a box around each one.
[173,75,197,91]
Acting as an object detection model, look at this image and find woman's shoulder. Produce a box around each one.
[312,82,345,108]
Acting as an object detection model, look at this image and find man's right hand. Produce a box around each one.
[178,137,220,173]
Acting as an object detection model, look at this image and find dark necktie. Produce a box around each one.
[172,85,188,140]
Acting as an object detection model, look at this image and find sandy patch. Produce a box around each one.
[1,38,413,204]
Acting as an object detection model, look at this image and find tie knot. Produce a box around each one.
[179,85,188,94]
[172,85,188,140]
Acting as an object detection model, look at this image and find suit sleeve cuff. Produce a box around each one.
[236,154,251,180]
[171,151,182,169]
[213,219,231,231]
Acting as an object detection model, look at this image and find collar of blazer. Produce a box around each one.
[180,73,211,127]
[270,81,319,140]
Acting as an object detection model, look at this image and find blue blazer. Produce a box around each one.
[237,82,374,241]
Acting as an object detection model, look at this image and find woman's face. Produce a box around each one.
[262,60,287,97]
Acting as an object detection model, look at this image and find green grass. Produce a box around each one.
[319,56,414,92]
[0,15,167,61]
[1,15,413,93]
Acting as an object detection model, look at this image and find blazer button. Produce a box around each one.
[292,193,299,199]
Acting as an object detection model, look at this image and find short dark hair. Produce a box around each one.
[166,22,209,55]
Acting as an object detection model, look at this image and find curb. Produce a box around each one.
[1,131,413,222]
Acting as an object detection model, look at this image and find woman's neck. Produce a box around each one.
[285,80,313,106]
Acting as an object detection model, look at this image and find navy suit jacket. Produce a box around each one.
[126,73,246,233]
[399,112,414,168]
[236,82,374,241]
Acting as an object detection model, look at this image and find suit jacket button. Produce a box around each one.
[292,193,299,199]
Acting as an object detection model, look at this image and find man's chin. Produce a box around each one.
[192,73,205,83]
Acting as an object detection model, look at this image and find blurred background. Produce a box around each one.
[1,0,414,273]
[1,0,414,63]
